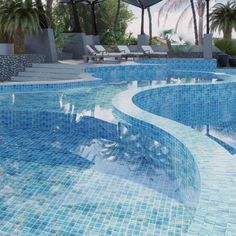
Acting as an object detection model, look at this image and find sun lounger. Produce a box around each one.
[141,45,168,58]
[117,45,144,59]
[94,45,123,57]
[84,45,122,63]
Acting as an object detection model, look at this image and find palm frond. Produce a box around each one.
[0,0,44,39]
[175,5,191,33]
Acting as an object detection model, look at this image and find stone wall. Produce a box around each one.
[0,54,45,81]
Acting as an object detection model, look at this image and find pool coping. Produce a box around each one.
[113,82,236,235]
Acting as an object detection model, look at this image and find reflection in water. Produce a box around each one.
[0,77,218,123]
[0,71,217,235]
[0,123,196,235]
[12,94,15,105]
[0,109,199,207]
[135,83,236,153]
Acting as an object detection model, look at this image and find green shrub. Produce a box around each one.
[214,38,236,56]
[173,42,193,53]
[100,30,137,46]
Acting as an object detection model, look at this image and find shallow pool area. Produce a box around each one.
[0,59,236,235]
[0,110,198,235]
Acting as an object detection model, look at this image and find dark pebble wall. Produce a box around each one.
[0,54,45,81]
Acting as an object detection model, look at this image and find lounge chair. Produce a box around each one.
[94,45,123,57]
[141,45,168,58]
[84,45,122,63]
[117,45,144,59]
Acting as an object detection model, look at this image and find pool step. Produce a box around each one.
[11,62,93,82]
[11,77,52,82]
[11,76,75,82]
[25,67,84,74]
[32,63,89,70]
[17,72,82,80]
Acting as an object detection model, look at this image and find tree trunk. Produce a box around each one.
[91,3,97,35]
[198,15,204,45]
[196,0,205,45]
[35,0,48,28]
[68,5,75,31]
[14,31,25,54]
[223,28,232,40]
[113,0,121,31]
[147,7,152,44]
[71,1,82,32]
[46,0,53,27]
[166,39,174,53]
[189,0,198,45]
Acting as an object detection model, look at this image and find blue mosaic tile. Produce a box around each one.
[0,60,235,235]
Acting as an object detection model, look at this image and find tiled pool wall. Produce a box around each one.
[114,105,200,209]
[0,79,102,93]
[139,58,217,72]
[0,110,118,141]
[0,59,218,93]
[113,79,236,235]
[85,64,167,81]
[85,59,218,82]
[133,81,236,127]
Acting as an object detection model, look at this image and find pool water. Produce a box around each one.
[0,73,220,235]
[0,114,196,235]
[135,82,236,155]
[0,75,206,235]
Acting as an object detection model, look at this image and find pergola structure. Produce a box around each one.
[122,0,163,35]
[60,0,211,36]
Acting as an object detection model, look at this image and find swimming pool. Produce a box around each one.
[0,59,236,235]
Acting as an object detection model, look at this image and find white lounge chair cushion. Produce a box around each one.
[142,45,167,55]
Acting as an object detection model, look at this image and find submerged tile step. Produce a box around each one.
[11,76,79,81]
[26,67,84,74]
[17,72,82,79]
[32,63,88,69]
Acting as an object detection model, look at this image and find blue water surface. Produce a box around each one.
[0,68,228,235]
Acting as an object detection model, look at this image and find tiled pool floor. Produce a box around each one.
[0,127,195,236]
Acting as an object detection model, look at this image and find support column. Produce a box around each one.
[206,0,210,34]
[141,7,145,35]
[91,3,98,35]
[203,33,213,59]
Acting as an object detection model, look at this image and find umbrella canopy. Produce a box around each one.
[123,0,163,34]
[59,0,84,3]
[122,0,163,9]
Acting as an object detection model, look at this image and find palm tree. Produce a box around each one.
[196,0,205,44]
[0,0,45,53]
[113,0,121,31]
[35,0,49,28]
[158,0,202,45]
[147,7,152,44]
[210,1,236,40]
[190,0,199,45]
[46,0,54,27]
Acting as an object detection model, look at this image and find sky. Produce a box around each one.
[126,0,234,42]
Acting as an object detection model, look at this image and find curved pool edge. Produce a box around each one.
[0,75,102,93]
[113,84,236,235]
